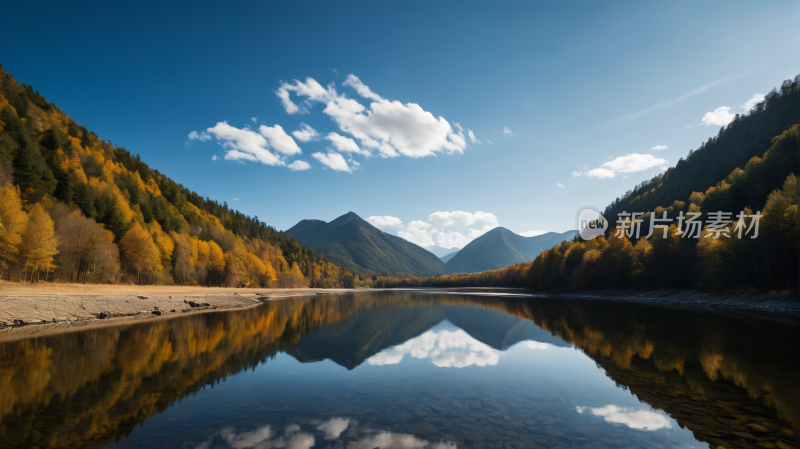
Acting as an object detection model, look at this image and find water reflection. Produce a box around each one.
[575,405,671,431]
[367,323,501,368]
[0,292,796,449]
[202,418,458,449]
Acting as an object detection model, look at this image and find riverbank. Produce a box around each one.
[528,288,800,314]
[2,283,797,340]
[0,282,356,339]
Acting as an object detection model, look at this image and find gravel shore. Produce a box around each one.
[0,287,353,339]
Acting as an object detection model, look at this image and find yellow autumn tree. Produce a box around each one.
[148,220,174,280]
[264,260,277,283]
[0,183,28,268]
[207,241,225,286]
[18,204,59,282]
[119,222,161,284]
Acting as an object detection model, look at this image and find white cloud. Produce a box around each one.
[701,106,735,126]
[434,230,470,249]
[367,215,403,229]
[258,124,302,156]
[520,230,547,237]
[251,117,258,123]
[288,160,311,171]
[601,154,667,173]
[211,155,219,161]
[487,140,493,145]
[389,211,500,249]
[573,154,667,179]
[556,183,564,189]
[188,130,212,142]
[275,77,329,114]
[742,93,764,110]
[367,327,500,368]
[316,418,350,440]
[581,167,616,179]
[291,122,319,142]
[276,74,466,159]
[433,224,497,249]
[207,122,283,166]
[649,145,668,151]
[468,129,480,144]
[428,211,498,228]
[326,132,369,156]
[576,405,671,431]
[312,152,351,173]
[398,221,437,247]
[503,127,514,136]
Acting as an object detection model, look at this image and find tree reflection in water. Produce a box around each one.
[0,292,795,448]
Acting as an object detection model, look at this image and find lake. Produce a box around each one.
[0,291,796,449]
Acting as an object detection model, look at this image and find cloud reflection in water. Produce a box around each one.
[366,323,555,368]
[195,418,455,449]
[576,405,672,431]
[366,328,500,368]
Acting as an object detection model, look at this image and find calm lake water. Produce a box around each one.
[0,292,797,449]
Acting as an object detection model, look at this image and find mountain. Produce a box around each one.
[445,228,578,274]
[288,301,570,369]
[0,64,343,287]
[285,219,324,235]
[423,245,457,258]
[286,212,445,276]
[440,251,458,263]
[288,302,446,369]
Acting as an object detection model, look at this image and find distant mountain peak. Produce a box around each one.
[445,228,577,274]
[287,212,444,277]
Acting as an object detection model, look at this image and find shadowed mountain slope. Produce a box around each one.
[288,303,571,369]
[440,251,458,263]
[286,212,444,276]
[445,228,578,274]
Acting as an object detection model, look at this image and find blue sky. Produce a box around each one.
[1,1,798,250]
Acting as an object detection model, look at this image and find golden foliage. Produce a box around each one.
[0,183,27,265]
[19,203,59,279]
[119,222,161,284]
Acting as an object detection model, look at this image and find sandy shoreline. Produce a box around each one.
[0,282,356,340]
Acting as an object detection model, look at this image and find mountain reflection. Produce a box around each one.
[366,323,501,368]
[0,291,796,449]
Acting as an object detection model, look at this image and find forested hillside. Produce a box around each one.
[0,65,354,287]
[375,74,800,292]
[605,76,800,229]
